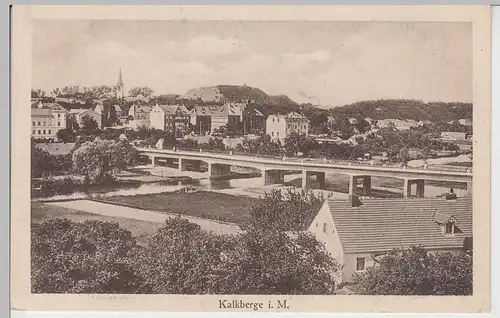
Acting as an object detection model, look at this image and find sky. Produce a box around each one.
[32,20,472,107]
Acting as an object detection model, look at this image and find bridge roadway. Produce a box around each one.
[136,147,473,197]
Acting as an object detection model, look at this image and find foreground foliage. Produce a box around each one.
[353,246,473,295]
[31,189,339,294]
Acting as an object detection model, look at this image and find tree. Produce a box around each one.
[31,143,51,178]
[31,218,140,293]
[80,115,99,135]
[353,246,473,295]
[128,87,154,98]
[224,228,340,294]
[56,128,76,143]
[131,217,235,294]
[72,138,137,184]
[31,88,46,98]
[246,188,327,231]
[284,132,319,157]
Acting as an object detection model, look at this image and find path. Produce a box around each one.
[48,200,242,236]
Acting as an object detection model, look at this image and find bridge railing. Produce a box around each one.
[139,146,472,173]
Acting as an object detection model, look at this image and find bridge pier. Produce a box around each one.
[403,179,425,198]
[349,175,372,196]
[263,169,286,185]
[150,155,157,167]
[178,158,186,171]
[302,171,326,189]
[209,163,231,180]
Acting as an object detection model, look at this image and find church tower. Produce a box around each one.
[116,68,124,99]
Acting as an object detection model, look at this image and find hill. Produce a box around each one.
[181,85,299,106]
[329,99,472,121]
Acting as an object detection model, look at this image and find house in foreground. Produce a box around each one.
[308,195,472,285]
[68,108,103,129]
[266,111,310,144]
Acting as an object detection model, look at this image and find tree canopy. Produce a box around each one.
[72,138,137,184]
[353,246,473,295]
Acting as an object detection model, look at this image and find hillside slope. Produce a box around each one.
[181,85,298,106]
[330,99,472,121]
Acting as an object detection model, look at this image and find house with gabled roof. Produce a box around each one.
[307,195,472,285]
[150,104,191,137]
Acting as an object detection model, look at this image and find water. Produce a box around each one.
[33,168,467,202]
[407,154,472,168]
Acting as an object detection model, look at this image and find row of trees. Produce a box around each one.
[32,187,473,295]
[32,137,137,185]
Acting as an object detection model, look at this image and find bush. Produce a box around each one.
[31,218,140,293]
[353,246,472,295]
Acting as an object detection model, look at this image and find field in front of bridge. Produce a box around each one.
[93,191,260,226]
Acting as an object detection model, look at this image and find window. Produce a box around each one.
[356,257,366,271]
[43,130,46,134]
[277,132,279,137]
[32,130,35,135]
[57,114,61,118]
[323,223,327,233]
[43,121,46,126]
[32,121,35,126]
[272,118,275,123]
[38,130,41,134]
[272,131,274,137]
[445,222,454,235]
[57,122,61,126]
[38,121,41,126]
[277,118,280,123]
[315,221,318,227]
[48,130,51,134]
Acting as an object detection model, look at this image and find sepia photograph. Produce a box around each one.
[11,5,491,313]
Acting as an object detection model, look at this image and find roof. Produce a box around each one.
[190,105,225,116]
[157,104,190,115]
[31,108,53,117]
[131,105,152,113]
[327,197,472,253]
[35,142,76,155]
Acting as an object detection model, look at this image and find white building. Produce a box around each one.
[31,102,68,141]
[266,111,310,144]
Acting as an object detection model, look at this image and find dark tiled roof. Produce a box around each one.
[328,197,472,253]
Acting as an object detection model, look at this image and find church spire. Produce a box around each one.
[116,68,124,99]
[117,68,123,87]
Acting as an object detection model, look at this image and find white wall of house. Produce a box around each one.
[307,202,344,286]
[266,115,287,143]
[211,115,229,134]
[150,105,165,131]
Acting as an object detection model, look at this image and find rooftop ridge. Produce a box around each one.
[328,196,471,203]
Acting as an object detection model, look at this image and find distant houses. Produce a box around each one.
[68,108,103,129]
[31,101,68,141]
[127,104,153,129]
[189,102,264,135]
[440,131,469,141]
[150,104,191,137]
[266,111,310,144]
[376,118,418,130]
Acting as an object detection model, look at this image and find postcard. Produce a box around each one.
[11,5,491,313]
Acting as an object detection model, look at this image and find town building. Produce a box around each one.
[31,101,68,141]
[307,196,472,285]
[150,104,191,137]
[68,108,103,129]
[441,131,469,141]
[189,102,264,135]
[266,111,310,143]
[127,104,153,128]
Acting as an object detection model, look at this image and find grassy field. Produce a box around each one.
[94,191,260,225]
[31,202,162,245]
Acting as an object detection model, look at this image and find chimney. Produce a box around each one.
[349,195,363,207]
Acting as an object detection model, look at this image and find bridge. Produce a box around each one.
[136,147,473,198]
